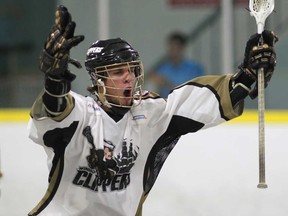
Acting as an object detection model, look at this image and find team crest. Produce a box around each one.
[72,126,139,192]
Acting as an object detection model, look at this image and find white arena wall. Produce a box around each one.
[0,110,288,216]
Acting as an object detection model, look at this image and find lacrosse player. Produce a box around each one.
[27,5,277,216]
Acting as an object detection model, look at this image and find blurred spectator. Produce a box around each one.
[148,31,204,97]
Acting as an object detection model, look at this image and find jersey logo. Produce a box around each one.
[72,126,139,192]
[87,101,101,113]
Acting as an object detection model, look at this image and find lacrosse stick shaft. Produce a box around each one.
[257,68,267,188]
[249,0,274,189]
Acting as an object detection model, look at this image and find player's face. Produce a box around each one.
[105,65,136,107]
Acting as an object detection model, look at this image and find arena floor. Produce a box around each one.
[1,122,288,216]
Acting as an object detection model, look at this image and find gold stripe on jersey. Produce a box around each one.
[30,89,75,122]
[174,74,242,120]
[135,192,148,216]
[136,167,152,215]
[28,157,64,216]
[140,91,160,100]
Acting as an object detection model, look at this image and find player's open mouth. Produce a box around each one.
[123,89,132,98]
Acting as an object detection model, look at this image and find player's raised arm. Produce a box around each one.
[32,5,84,120]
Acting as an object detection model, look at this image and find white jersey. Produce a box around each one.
[28,74,242,216]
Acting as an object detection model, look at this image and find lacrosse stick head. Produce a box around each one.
[249,0,274,33]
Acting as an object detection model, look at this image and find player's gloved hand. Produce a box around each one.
[39,5,85,82]
[240,30,278,99]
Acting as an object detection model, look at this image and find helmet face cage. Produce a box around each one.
[89,60,144,108]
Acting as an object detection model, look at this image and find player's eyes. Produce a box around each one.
[110,69,123,76]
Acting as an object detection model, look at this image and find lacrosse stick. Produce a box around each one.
[249,0,274,189]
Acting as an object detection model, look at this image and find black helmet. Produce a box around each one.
[85,38,140,71]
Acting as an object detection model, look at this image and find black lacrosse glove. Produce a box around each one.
[39,5,85,82]
[239,30,278,99]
